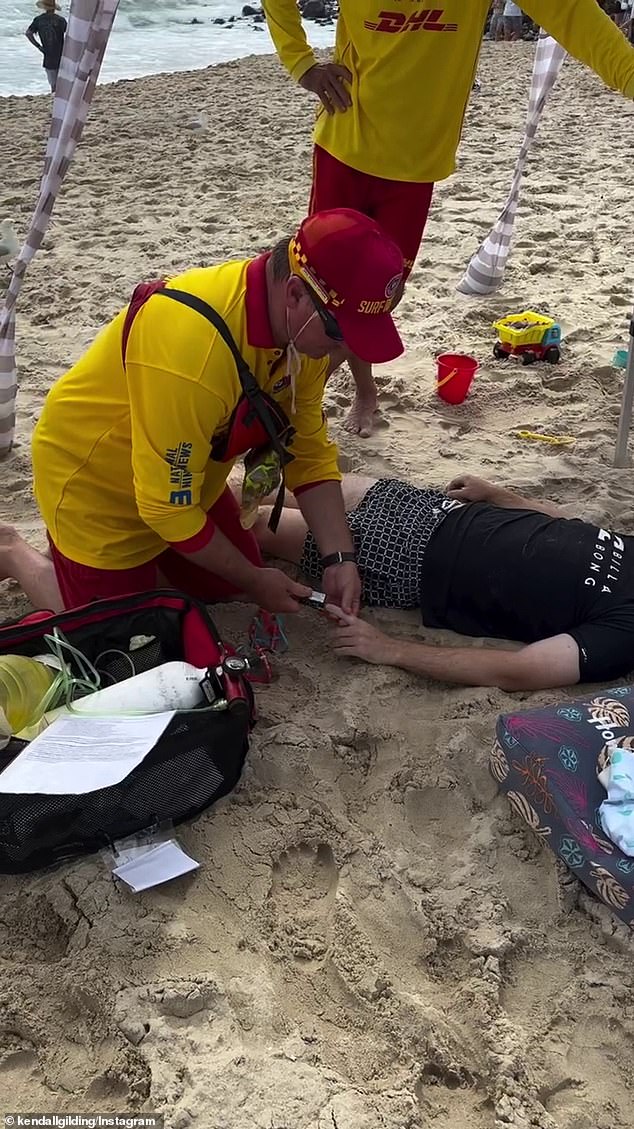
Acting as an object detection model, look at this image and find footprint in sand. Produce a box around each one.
[405,785,469,856]
[268,843,339,964]
[0,891,76,963]
[541,372,577,393]
[414,1041,490,1129]
[538,1012,634,1128]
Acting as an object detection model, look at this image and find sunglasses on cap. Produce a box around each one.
[304,284,344,343]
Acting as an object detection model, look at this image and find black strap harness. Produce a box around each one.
[154,288,292,532]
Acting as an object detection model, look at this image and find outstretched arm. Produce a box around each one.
[329,612,581,691]
[446,474,566,518]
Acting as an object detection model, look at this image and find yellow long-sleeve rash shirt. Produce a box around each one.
[32,256,339,570]
[264,0,634,183]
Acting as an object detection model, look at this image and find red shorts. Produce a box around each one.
[309,145,434,276]
[49,487,263,610]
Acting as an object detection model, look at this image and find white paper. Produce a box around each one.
[0,712,175,794]
[113,839,199,892]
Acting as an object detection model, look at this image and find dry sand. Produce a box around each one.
[1,41,634,1129]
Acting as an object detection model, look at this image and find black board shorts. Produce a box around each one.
[299,479,450,609]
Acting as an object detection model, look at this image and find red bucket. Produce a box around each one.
[435,353,478,404]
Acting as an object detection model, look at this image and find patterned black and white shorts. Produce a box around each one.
[299,478,451,609]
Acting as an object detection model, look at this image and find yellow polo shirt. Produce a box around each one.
[264,0,634,182]
[32,256,339,569]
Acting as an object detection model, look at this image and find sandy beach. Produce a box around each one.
[1,41,634,1128]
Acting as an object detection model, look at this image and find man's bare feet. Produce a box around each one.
[0,522,22,581]
[343,394,378,438]
[0,524,63,611]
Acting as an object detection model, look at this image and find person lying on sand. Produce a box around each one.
[248,472,634,691]
[5,209,406,619]
[265,0,634,437]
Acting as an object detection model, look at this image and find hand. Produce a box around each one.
[328,609,396,665]
[299,63,352,114]
[322,561,361,616]
[446,474,497,504]
[248,567,312,614]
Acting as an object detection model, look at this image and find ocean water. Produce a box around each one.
[0,0,335,97]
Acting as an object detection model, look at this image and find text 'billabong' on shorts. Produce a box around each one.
[300,479,450,608]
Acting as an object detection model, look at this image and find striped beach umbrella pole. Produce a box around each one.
[614,305,634,467]
[0,0,119,456]
[457,34,567,297]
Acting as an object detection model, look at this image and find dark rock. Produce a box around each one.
[213,16,225,23]
[300,0,327,17]
[190,17,203,23]
[241,4,261,14]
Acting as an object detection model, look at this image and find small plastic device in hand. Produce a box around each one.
[299,590,327,610]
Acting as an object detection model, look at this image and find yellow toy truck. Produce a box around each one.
[492,311,562,366]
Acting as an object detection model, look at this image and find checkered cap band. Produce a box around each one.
[288,236,344,308]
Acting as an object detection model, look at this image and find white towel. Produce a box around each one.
[598,747,634,857]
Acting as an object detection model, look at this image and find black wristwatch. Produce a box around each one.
[321,551,356,568]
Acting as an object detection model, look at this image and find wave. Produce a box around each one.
[0,0,334,97]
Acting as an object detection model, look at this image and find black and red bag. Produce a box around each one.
[0,590,254,873]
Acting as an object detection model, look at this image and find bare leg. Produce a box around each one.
[253,506,307,565]
[344,356,378,438]
[325,346,377,438]
[265,473,377,513]
[337,277,408,440]
[337,474,378,511]
[229,468,377,513]
[278,474,377,513]
[0,524,63,612]
[251,474,378,564]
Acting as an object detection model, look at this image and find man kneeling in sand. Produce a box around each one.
[251,472,634,691]
[2,209,406,619]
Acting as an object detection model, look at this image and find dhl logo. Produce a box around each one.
[364,9,458,33]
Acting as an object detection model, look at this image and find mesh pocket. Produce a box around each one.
[0,707,249,871]
[0,594,252,873]
[94,637,166,686]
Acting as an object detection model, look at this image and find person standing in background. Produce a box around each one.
[620,0,634,35]
[503,1,524,39]
[600,0,626,24]
[264,0,634,438]
[25,0,67,94]
[489,1,506,41]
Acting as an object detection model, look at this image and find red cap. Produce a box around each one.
[289,208,405,364]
